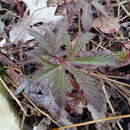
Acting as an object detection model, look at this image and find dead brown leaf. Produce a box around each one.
[81,2,93,31]
[92,16,120,34]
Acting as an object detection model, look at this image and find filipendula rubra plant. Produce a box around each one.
[28,21,116,111]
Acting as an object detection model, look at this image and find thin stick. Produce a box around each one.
[112,0,128,7]
[95,41,103,50]
[0,77,27,115]
[79,69,130,88]
[116,0,130,17]
[23,94,61,127]
[53,114,130,130]
[119,15,128,21]
[105,75,128,80]
[77,12,81,35]
[0,8,21,19]
[94,27,108,39]
[20,114,25,130]
[106,81,128,99]
[117,5,120,19]
[102,84,123,130]
[90,40,107,51]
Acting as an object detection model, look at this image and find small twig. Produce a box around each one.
[112,0,128,7]
[53,114,130,130]
[106,81,128,100]
[113,34,120,41]
[0,77,27,115]
[0,8,21,19]
[79,69,130,88]
[117,4,120,19]
[102,84,123,130]
[23,94,61,127]
[94,27,108,39]
[20,114,25,130]
[77,12,81,35]
[112,82,130,95]
[106,75,128,80]
[90,40,107,51]
[95,41,103,50]
[119,15,128,21]
[116,0,130,17]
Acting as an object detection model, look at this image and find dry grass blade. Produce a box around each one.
[102,84,123,130]
[79,69,130,88]
[0,8,21,19]
[0,77,27,115]
[23,94,61,127]
[20,114,26,130]
[106,81,128,100]
[53,114,130,130]
[116,0,130,17]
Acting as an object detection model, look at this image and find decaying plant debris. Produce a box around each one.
[0,0,130,129]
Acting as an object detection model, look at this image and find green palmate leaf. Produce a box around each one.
[68,67,105,111]
[71,54,116,66]
[36,65,72,103]
[70,32,95,57]
[52,66,66,92]
[64,33,71,49]
[47,66,72,104]
[36,65,60,79]
[38,55,57,67]
[28,29,50,53]
[50,66,72,93]
[29,19,69,56]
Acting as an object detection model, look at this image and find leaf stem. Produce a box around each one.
[47,53,61,61]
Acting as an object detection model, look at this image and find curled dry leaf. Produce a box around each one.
[16,78,77,129]
[16,78,69,120]
[92,16,120,34]
[9,0,63,43]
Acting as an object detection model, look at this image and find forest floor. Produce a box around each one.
[0,0,130,130]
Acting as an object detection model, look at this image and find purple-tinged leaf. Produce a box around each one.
[68,66,105,112]
[92,16,120,34]
[35,66,61,79]
[91,0,108,16]
[64,33,71,49]
[81,2,93,32]
[71,53,116,66]
[70,32,95,57]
